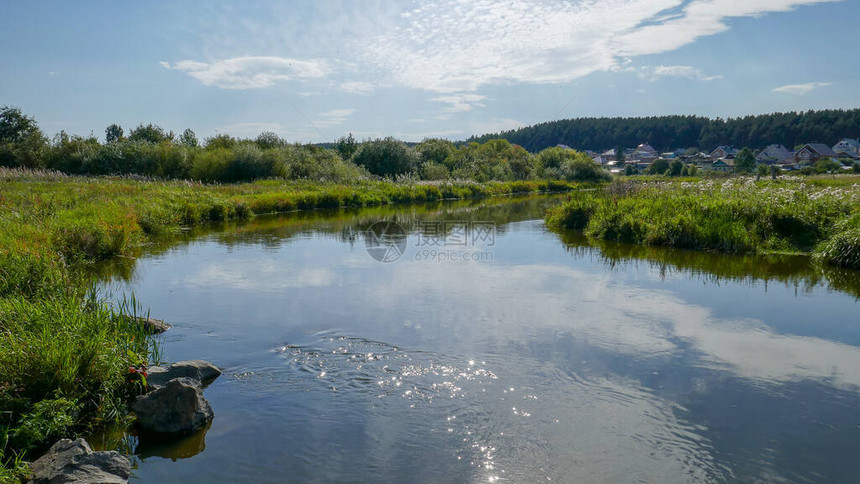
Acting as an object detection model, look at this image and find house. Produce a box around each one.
[709,146,738,159]
[634,143,658,160]
[794,143,837,165]
[600,148,618,162]
[556,144,573,150]
[710,159,735,172]
[832,138,860,156]
[755,144,793,164]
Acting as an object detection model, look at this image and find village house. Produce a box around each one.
[709,146,738,159]
[600,148,618,162]
[832,138,860,157]
[634,143,658,160]
[794,143,837,165]
[755,144,793,164]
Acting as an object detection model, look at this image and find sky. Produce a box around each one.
[1,0,858,144]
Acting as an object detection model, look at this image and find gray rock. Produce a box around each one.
[146,360,221,389]
[132,377,213,435]
[132,317,171,335]
[28,438,130,484]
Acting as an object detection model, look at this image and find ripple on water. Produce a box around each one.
[265,332,728,483]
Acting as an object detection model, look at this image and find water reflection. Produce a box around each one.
[94,195,860,483]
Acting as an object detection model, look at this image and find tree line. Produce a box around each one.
[0,106,610,184]
[467,109,860,152]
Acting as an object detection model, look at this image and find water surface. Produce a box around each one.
[97,196,860,483]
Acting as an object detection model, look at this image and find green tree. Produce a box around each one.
[255,131,283,150]
[668,160,683,176]
[179,128,199,148]
[335,133,358,161]
[415,138,455,166]
[105,124,124,143]
[734,147,756,173]
[647,159,670,175]
[624,164,636,176]
[204,134,236,150]
[351,137,419,178]
[757,164,769,177]
[853,162,860,174]
[128,123,171,144]
[0,106,48,168]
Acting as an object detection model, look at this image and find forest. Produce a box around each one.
[468,109,860,152]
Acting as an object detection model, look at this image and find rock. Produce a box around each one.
[146,360,221,389]
[132,316,171,334]
[28,438,130,484]
[132,377,213,436]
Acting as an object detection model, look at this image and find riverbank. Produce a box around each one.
[0,170,583,479]
[546,176,860,269]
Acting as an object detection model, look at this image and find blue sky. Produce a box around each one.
[1,0,857,143]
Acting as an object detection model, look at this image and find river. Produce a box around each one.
[94,195,860,483]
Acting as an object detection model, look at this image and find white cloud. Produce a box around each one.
[314,109,356,128]
[431,93,487,112]
[360,0,836,95]
[161,56,329,89]
[640,65,722,81]
[772,81,832,94]
[337,81,377,95]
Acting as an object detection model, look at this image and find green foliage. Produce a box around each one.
[204,134,237,150]
[255,131,284,150]
[468,109,860,153]
[624,164,637,176]
[0,106,48,169]
[535,147,609,182]
[421,162,449,180]
[416,138,455,166]
[335,133,358,161]
[179,128,198,148]
[127,123,171,144]
[351,137,419,178]
[757,164,769,177]
[104,124,123,143]
[814,158,842,174]
[647,159,670,175]
[669,160,683,176]
[547,178,860,269]
[735,147,756,173]
[854,162,860,174]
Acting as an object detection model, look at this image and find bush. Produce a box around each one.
[351,138,419,178]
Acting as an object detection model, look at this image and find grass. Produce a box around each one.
[0,169,583,475]
[546,176,860,270]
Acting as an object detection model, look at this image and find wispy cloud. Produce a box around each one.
[161,56,329,89]
[772,81,832,94]
[431,93,487,113]
[337,81,377,95]
[314,109,356,128]
[361,0,836,94]
[640,65,722,82]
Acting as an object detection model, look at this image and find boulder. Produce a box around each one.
[28,438,130,484]
[132,317,171,334]
[146,360,221,389]
[132,377,213,436]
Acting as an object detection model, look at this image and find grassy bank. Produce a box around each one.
[0,170,582,477]
[546,176,860,269]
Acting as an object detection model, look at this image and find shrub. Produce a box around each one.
[351,138,419,178]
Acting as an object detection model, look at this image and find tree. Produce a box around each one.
[757,164,769,178]
[668,160,683,176]
[647,159,670,175]
[335,133,358,161]
[351,137,419,178]
[0,106,48,167]
[128,123,171,144]
[415,138,455,166]
[734,147,756,173]
[105,124,124,143]
[204,134,236,150]
[179,128,199,148]
[770,165,781,179]
[624,164,636,176]
[853,162,860,174]
[255,131,283,150]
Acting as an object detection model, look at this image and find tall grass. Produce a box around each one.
[546,177,860,269]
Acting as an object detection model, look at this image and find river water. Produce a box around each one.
[95,195,860,483]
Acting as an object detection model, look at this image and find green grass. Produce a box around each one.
[547,176,860,269]
[0,169,584,474]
